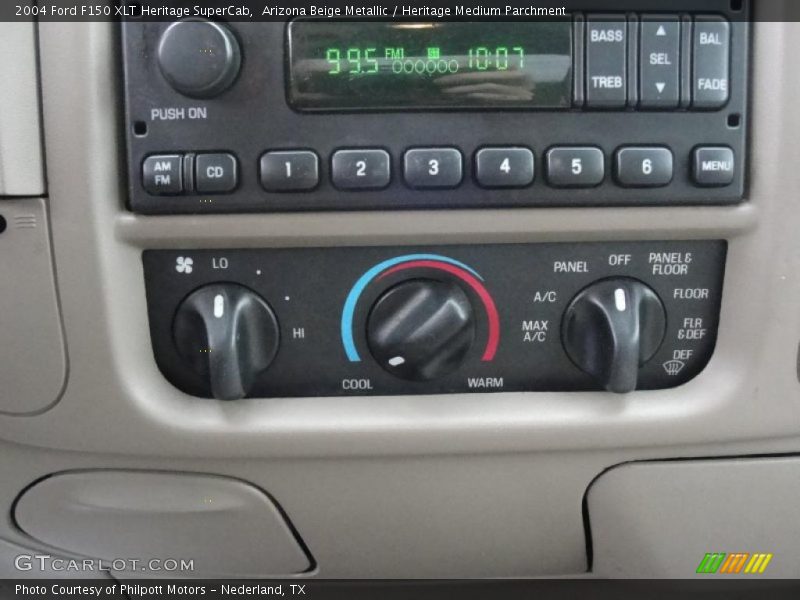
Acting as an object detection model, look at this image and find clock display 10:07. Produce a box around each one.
[324,46,527,76]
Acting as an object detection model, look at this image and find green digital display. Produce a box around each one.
[287,21,573,110]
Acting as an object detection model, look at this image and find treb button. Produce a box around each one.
[586,15,628,108]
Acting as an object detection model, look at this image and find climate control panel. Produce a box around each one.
[143,241,725,399]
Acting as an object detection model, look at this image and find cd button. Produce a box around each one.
[195,153,237,194]
[403,148,462,189]
[142,154,183,195]
[546,147,605,187]
[615,147,673,187]
[475,147,535,188]
[260,150,319,192]
[331,149,391,190]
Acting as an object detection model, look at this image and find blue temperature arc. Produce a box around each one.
[341,254,483,362]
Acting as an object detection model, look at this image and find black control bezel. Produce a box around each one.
[143,241,726,399]
[122,0,749,214]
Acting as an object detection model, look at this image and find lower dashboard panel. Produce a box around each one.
[143,241,726,399]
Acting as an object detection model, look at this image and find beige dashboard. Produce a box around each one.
[0,6,799,580]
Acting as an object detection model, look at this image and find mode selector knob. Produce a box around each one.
[562,278,666,394]
[157,19,241,98]
[367,279,476,381]
[173,284,279,400]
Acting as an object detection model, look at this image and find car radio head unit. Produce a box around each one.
[121,0,749,214]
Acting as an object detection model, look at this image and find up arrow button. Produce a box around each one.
[639,17,680,108]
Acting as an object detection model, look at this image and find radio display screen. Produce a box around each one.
[287,21,573,110]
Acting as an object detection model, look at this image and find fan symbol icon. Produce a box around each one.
[175,256,194,274]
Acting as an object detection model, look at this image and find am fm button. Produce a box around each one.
[142,154,183,195]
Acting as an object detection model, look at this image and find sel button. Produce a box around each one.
[640,17,680,109]
[195,153,237,194]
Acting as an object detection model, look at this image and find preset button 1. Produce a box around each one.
[260,150,319,192]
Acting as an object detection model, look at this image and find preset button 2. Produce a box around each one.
[331,149,391,190]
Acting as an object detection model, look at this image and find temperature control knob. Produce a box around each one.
[367,279,475,381]
[157,19,241,98]
[173,284,279,400]
[562,278,666,394]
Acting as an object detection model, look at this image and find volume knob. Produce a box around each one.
[157,19,242,98]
